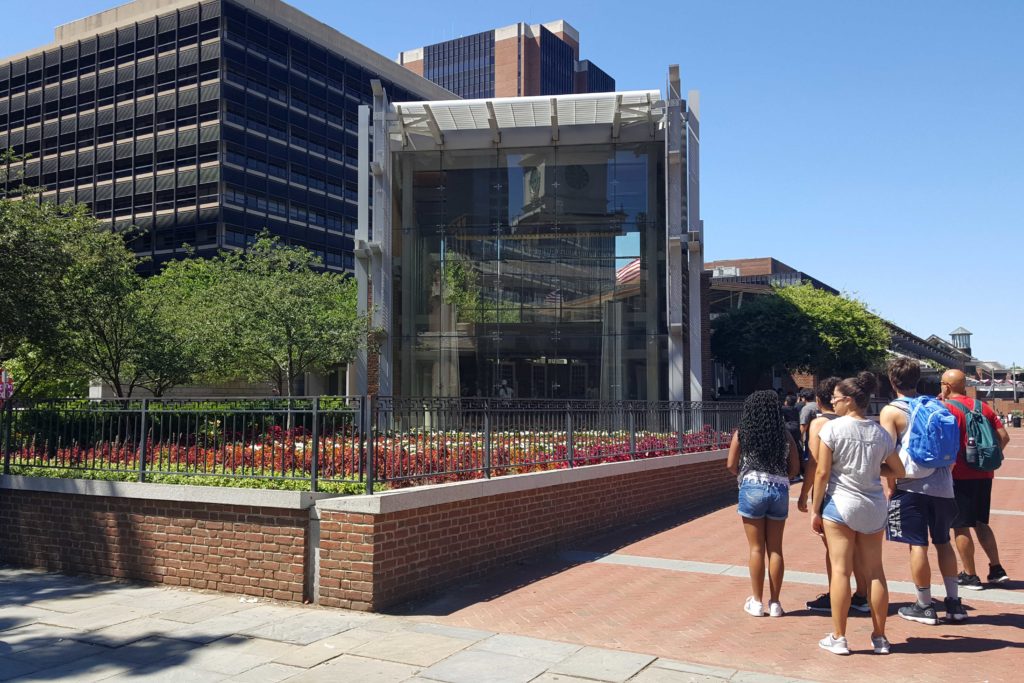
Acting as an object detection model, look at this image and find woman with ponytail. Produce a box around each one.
[727,391,801,618]
[811,372,905,655]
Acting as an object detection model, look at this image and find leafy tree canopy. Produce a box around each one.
[711,283,891,379]
[157,236,365,396]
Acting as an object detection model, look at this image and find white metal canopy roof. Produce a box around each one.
[390,90,664,147]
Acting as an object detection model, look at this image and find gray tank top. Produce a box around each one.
[890,400,955,499]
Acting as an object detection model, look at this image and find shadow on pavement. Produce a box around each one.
[391,496,733,618]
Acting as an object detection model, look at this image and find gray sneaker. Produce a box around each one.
[898,602,939,625]
[944,597,968,622]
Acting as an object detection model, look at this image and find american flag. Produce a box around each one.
[616,258,641,284]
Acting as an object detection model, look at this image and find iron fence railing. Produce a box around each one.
[0,397,742,493]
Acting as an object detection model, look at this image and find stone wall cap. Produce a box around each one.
[0,475,334,509]
[316,449,728,515]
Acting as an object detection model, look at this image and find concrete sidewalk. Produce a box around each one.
[0,565,813,683]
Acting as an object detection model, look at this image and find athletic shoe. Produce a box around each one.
[806,593,831,612]
[850,593,871,613]
[988,564,1010,584]
[944,596,968,622]
[898,602,939,625]
[819,633,850,655]
[769,601,784,617]
[871,635,891,655]
[958,572,984,591]
[744,596,764,617]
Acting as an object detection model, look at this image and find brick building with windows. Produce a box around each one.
[398,20,614,99]
[0,0,452,273]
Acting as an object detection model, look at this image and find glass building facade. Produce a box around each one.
[422,32,495,100]
[0,0,445,273]
[391,143,668,401]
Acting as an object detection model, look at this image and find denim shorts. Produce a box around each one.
[821,495,845,525]
[737,476,790,521]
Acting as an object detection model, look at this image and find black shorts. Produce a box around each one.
[951,478,993,528]
[886,489,957,546]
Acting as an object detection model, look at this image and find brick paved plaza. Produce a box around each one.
[406,428,1024,683]
[1,430,1021,682]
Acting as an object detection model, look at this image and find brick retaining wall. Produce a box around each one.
[0,451,734,611]
[0,480,319,602]
[317,450,733,611]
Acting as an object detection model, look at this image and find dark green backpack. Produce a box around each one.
[956,398,1004,472]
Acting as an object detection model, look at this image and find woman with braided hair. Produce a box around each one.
[727,390,801,618]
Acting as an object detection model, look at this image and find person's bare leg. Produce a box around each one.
[857,530,889,639]
[742,517,767,603]
[936,542,958,582]
[975,522,1003,568]
[909,545,931,593]
[954,527,977,575]
[765,518,786,603]
[823,521,855,638]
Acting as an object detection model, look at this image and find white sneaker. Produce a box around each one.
[819,633,850,655]
[871,635,891,654]
[744,596,764,617]
[769,601,784,617]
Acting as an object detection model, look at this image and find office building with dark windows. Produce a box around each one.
[398,20,615,99]
[355,67,702,402]
[0,0,452,273]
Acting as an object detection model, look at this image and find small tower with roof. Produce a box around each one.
[950,327,972,357]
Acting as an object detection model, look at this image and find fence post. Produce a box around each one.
[628,407,636,460]
[364,395,375,496]
[137,399,148,483]
[2,401,12,475]
[483,401,492,479]
[566,405,574,468]
[310,396,320,493]
[677,404,685,454]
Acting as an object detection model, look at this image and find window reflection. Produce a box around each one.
[394,143,666,400]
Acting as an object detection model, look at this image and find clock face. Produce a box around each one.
[565,165,590,190]
[527,168,541,198]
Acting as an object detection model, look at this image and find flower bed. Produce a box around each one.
[6,425,733,491]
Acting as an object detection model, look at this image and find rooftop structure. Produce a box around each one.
[398,20,614,99]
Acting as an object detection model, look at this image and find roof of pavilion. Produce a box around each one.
[388,90,665,150]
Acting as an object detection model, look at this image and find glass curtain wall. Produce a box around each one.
[393,142,666,401]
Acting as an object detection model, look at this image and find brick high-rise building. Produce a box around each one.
[0,0,452,273]
[398,20,614,99]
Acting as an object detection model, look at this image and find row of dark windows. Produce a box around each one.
[0,2,220,99]
[422,31,495,99]
[0,60,220,131]
[539,28,576,96]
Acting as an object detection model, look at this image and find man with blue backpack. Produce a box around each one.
[940,369,1011,589]
[881,360,965,624]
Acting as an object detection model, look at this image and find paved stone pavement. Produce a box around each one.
[3,429,1023,683]
[0,565,811,683]
[401,427,1024,683]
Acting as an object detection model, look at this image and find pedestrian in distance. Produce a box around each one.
[727,390,802,618]
[798,377,871,615]
[811,372,905,655]
[798,388,818,459]
[880,363,966,624]
[940,369,1012,589]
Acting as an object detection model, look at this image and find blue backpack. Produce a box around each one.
[895,396,960,469]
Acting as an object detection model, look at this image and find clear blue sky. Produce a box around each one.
[6,0,1022,364]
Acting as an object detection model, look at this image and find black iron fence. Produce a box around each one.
[0,397,742,493]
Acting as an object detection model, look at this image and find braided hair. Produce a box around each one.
[737,390,789,476]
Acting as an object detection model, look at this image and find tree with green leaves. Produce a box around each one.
[711,283,891,382]
[157,236,365,396]
[776,283,890,375]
